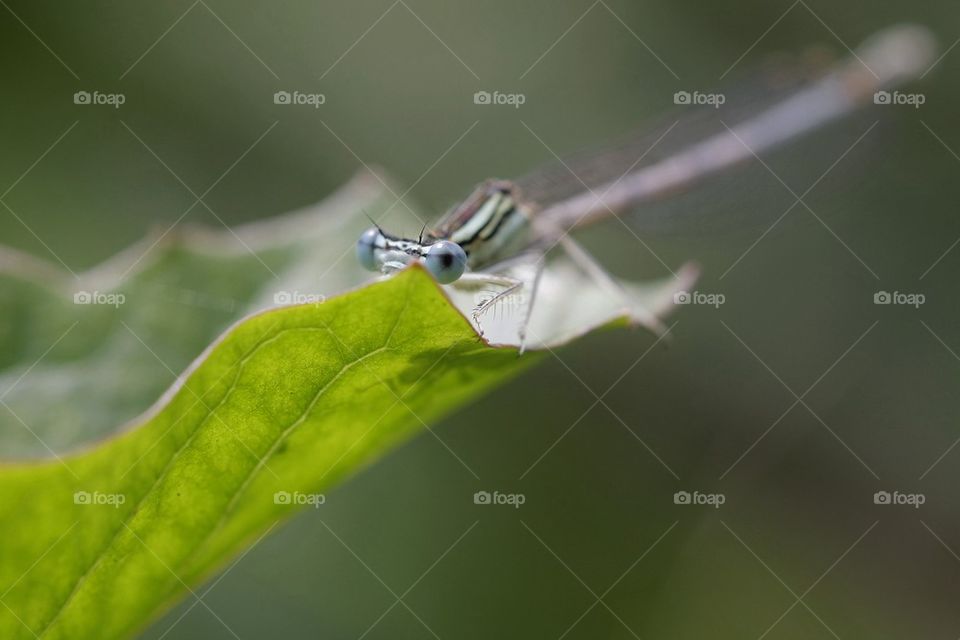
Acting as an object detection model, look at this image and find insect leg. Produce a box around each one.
[516,258,545,354]
[453,272,524,340]
[556,234,669,336]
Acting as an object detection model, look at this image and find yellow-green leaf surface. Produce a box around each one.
[0,265,532,640]
[0,171,538,639]
[0,169,688,640]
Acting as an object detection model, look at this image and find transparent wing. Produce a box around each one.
[514,25,934,235]
[514,54,829,209]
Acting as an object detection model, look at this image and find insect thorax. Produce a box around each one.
[430,179,532,268]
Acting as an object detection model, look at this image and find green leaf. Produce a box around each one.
[0,265,535,640]
[0,170,690,639]
[0,172,393,457]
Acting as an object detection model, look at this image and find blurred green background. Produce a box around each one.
[3,0,960,637]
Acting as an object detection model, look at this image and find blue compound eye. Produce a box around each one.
[424,241,466,284]
[356,227,381,271]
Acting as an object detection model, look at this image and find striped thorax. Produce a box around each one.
[429,180,532,268]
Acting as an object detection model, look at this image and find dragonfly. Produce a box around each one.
[356,24,935,350]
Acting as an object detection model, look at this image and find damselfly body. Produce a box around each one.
[356,25,936,351]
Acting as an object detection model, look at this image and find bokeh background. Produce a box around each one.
[2,0,959,637]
